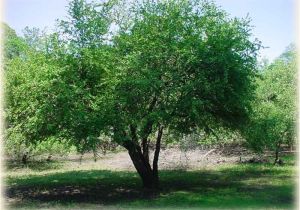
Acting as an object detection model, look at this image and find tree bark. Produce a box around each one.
[123,140,157,189]
[120,120,164,189]
[141,96,157,163]
[141,121,152,163]
[274,141,281,164]
[152,126,163,187]
[122,126,164,189]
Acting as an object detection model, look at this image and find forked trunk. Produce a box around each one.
[127,145,159,189]
[123,126,163,189]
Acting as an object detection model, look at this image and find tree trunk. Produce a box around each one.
[274,149,279,164]
[274,142,281,164]
[124,140,157,189]
[152,126,163,187]
[128,150,159,188]
[123,127,164,189]
[122,122,164,189]
[22,152,29,164]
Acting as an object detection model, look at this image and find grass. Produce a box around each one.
[5,154,297,210]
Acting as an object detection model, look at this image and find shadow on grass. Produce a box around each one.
[5,160,296,209]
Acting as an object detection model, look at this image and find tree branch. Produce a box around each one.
[153,125,164,177]
[130,124,138,142]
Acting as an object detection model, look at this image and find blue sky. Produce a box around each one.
[4,0,296,61]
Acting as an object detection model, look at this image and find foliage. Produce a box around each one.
[5,134,73,161]
[4,36,73,161]
[110,0,260,133]
[5,0,261,187]
[22,27,48,52]
[2,23,28,61]
[4,1,117,161]
[244,45,297,157]
[164,127,243,150]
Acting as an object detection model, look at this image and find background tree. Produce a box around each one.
[244,44,297,163]
[2,23,28,61]
[4,46,75,162]
[3,23,75,162]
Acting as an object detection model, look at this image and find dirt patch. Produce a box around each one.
[5,147,258,176]
[50,146,256,172]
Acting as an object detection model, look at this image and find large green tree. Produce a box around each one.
[101,0,260,188]
[5,0,261,188]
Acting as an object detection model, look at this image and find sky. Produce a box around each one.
[3,0,296,62]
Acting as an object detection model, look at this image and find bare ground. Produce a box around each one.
[66,147,254,171]
[6,145,258,176]
[63,144,260,170]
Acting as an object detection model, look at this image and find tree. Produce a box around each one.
[4,46,75,162]
[98,0,260,188]
[3,24,74,162]
[2,23,28,61]
[4,0,116,162]
[5,0,261,188]
[244,45,297,163]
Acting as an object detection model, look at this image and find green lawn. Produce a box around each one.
[5,154,297,209]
